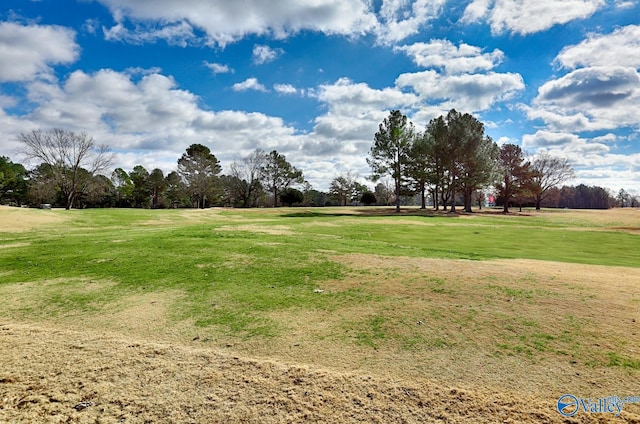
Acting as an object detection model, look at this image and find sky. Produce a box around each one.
[0,0,639,194]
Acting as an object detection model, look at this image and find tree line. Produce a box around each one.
[0,128,374,209]
[0,121,635,210]
[366,109,633,212]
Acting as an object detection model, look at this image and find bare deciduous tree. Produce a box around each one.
[531,152,575,210]
[19,128,112,209]
[229,149,266,207]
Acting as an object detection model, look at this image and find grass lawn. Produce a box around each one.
[0,205,639,421]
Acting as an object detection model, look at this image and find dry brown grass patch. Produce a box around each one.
[216,224,295,235]
[5,321,627,423]
[0,206,68,232]
[232,254,640,398]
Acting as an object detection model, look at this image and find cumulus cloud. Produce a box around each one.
[95,0,465,47]
[396,70,525,112]
[523,24,640,152]
[522,131,610,167]
[203,62,233,74]
[232,77,268,92]
[103,19,197,47]
[274,83,299,95]
[461,0,605,35]
[252,45,284,65]
[396,39,504,74]
[26,70,202,136]
[375,0,447,44]
[97,0,378,46]
[305,78,420,175]
[522,130,582,149]
[9,68,310,173]
[537,67,639,107]
[555,25,640,70]
[614,0,635,8]
[528,66,640,131]
[0,21,79,82]
[305,70,525,172]
[521,129,640,190]
[313,77,419,116]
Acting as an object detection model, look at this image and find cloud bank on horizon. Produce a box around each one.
[0,0,638,193]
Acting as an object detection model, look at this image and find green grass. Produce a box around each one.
[0,206,638,373]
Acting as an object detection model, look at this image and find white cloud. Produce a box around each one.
[496,136,514,146]
[0,93,17,109]
[83,19,100,35]
[103,19,197,47]
[313,77,419,115]
[375,0,447,44]
[461,0,491,22]
[304,78,420,177]
[614,0,635,9]
[521,130,640,191]
[555,25,640,70]
[396,39,504,74]
[232,77,268,92]
[26,70,203,136]
[0,21,79,82]
[461,0,605,35]
[96,0,463,47]
[396,70,525,112]
[252,45,284,65]
[4,68,310,173]
[592,133,618,144]
[97,0,378,47]
[537,67,638,107]
[274,83,299,95]
[522,130,583,149]
[528,66,640,132]
[204,61,233,74]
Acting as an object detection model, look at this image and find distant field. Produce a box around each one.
[0,206,639,422]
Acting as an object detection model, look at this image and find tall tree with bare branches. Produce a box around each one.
[18,128,112,209]
[530,152,575,210]
[228,149,266,207]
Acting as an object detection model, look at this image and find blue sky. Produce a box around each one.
[1,0,639,194]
